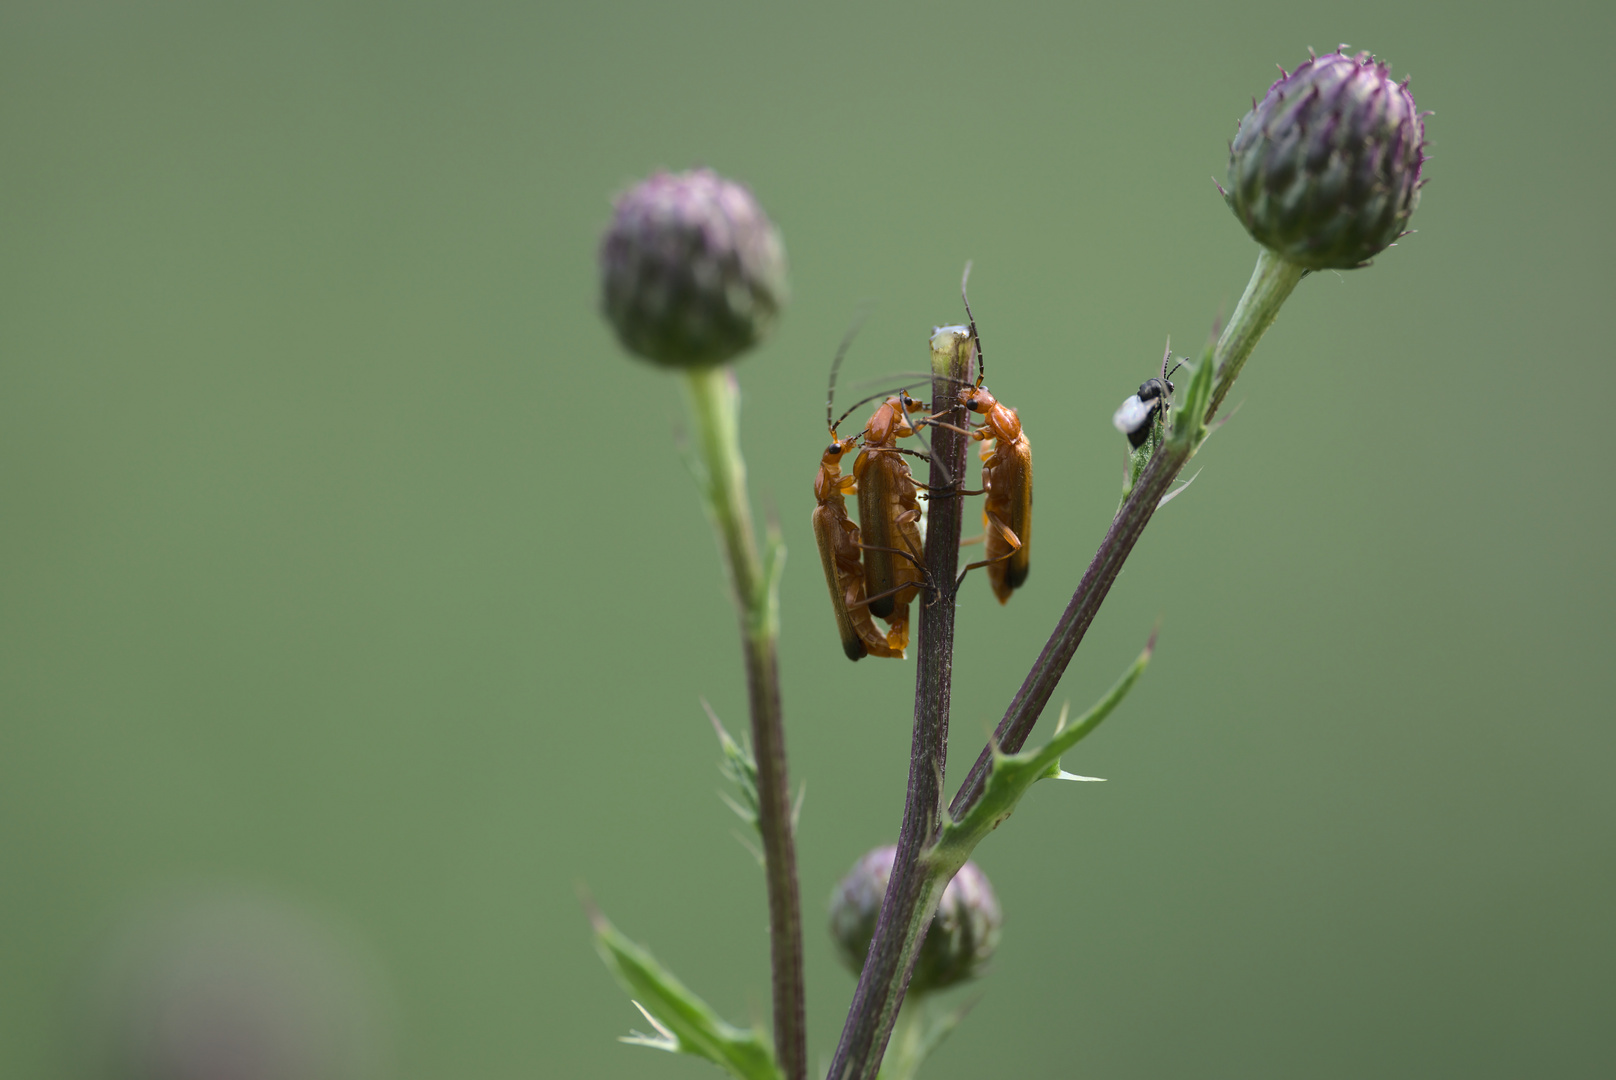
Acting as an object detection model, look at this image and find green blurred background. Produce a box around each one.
[4,0,1612,1076]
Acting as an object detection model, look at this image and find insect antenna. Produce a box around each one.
[830,382,932,435]
[1146,339,1187,429]
[1156,338,1177,384]
[960,260,985,387]
[848,371,936,391]
[916,413,973,436]
[825,313,871,435]
[862,445,932,463]
[898,390,954,487]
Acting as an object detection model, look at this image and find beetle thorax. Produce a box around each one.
[866,398,910,446]
[964,386,1020,442]
[814,456,844,501]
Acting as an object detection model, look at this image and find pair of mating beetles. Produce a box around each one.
[812,271,1189,663]
[812,272,1033,661]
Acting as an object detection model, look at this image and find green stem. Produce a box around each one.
[683,365,805,1080]
[1206,245,1306,421]
[882,1003,927,1080]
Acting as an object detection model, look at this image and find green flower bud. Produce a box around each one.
[829,847,1002,995]
[599,169,788,369]
[1225,49,1428,270]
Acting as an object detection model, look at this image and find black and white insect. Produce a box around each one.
[1112,350,1185,449]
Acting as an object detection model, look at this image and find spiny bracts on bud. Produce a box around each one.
[599,169,788,369]
[828,847,1002,995]
[1225,48,1427,270]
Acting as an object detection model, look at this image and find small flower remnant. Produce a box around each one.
[599,168,789,369]
[1224,48,1429,270]
[829,846,1002,995]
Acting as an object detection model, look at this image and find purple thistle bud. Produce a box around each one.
[1226,49,1425,270]
[599,169,788,369]
[828,846,1002,995]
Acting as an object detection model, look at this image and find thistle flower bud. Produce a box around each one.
[1225,49,1427,270]
[828,847,1002,995]
[78,892,385,1080]
[599,169,788,369]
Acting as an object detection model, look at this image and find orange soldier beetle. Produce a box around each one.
[853,389,929,652]
[811,332,906,661]
[954,264,1033,604]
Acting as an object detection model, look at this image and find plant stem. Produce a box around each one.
[950,245,1304,820]
[828,327,975,1080]
[684,365,805,1080]
[947,439,1189,817]
[1207,245,1306,419]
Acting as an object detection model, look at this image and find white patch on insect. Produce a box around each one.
[1113,394,1153,434]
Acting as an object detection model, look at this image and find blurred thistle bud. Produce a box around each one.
[829,846,1002,995]
[599,168,788,369]
[1225,48,1428,270]
[77,890,388,1080]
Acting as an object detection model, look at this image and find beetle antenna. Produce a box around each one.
[917,415,973,436]
[864,445,933,463]
[848,371,935,390]
[826,313,871,433]
[897,393,954,487]
[832,382,931,434]
[919,427,954,486]
[961,260,985,386]
[1160,338,1186,395]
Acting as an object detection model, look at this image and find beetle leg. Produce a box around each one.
[917,416,973,437]
[986,510,1023,553]
[953,552,1017,594]
[953,513,1021,592]
[915,483,987,495]
[850,579,925,609]
[855,540,925,573]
